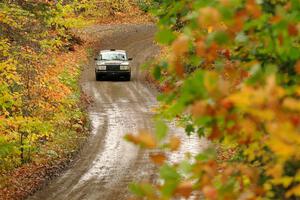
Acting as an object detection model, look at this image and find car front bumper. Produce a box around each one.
[95,70,130,77]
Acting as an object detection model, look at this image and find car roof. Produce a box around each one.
[100,49,126,54]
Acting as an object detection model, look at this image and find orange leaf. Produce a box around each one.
[202,185,217,200]
[206,43,219,63]
[174,58,184,77]
[169,136,181,151]
[290,115,300,126]
[288,24,298,36]
[169,55,184,77]
[138,131,157,148]
[125,131,157,149]
[220,99,233,110]
[246,0,261,18]
[208,126,221,140]
[195,39,206,57]
[231,10,247,33]
[150,153,166,165]
[124,133,139,144]
[191,101,207,117]
[284,2,292,10]
[222,49,231,60]
[269,15,282,24]
[172,35,189,56]
[219,0,231,7]
[175,181,193,197]
[198,7,221,29]
[294,60,300,74]
[161,83,173,93]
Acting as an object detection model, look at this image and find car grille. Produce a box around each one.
[106,65,120,71]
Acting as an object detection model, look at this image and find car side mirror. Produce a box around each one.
[128,58,133,61]
[94,58,98,60]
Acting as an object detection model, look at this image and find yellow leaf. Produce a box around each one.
[248,109,275,121]
[286,184,300,198]
[295,170,300,182]
[267,122,300,147]
[266,164,282,179]
[272,176,293,188]
[267,137,295,158]
[240,119,256,135]
[283,97,300,112]
[204,72,218,94]
[227,93,250,107]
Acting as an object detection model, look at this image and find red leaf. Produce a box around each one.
[288,24,298,36]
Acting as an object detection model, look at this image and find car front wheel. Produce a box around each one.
[125,74,131,81]
[95,73,101,81]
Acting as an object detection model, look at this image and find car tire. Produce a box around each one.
[95,73,101,81]
[126,74,131,81]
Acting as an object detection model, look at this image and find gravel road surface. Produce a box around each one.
[28,24,208,200]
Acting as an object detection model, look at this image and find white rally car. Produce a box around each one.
[94,49,132,81]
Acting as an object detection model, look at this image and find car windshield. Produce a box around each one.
[100,52,127,61]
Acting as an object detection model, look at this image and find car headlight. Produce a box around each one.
[97,65,106,70]
[120,65,130,70]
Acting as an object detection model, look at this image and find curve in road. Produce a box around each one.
[28,24,208,200]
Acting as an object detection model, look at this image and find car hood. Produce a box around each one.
[96,60,129,65]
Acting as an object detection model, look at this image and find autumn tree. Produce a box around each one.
[127,0,300,199]
[0,0,90,170]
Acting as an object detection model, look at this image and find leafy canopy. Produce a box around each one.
[127,0,300,199]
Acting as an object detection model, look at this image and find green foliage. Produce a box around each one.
[129,182,156,198]
[155,28,176,45]
[155,119,168,141]
[106,0,131,12]
[135,0,161,12]
[128,0,300,199]
[0,0,91,173]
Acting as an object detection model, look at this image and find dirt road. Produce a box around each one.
[28,24,208,200]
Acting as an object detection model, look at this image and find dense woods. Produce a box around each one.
[0,0,123,198]
[0,1,152,198]
[0,0,88,171]
[128,0,300,199]
[1,0,300,199]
